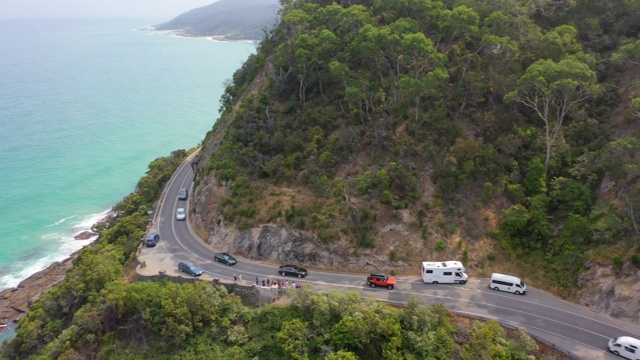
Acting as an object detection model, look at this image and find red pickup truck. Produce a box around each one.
[367,272,396,290]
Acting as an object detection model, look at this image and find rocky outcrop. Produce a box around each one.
[73,231,97,240]
[202,218,413,273]
[0,252,78,330]
[578,262,640,323]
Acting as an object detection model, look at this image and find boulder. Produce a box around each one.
[74,231,96,240]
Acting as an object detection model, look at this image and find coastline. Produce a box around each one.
[0,251,80,334]
[0,212,114,336]
[140,26,259,43]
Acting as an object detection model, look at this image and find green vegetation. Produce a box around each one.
[199,0,640,296]
[3,278,559,359]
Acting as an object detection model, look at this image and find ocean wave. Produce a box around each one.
[46,214,77,228]
[71,208,112,231]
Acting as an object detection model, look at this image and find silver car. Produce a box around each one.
[178,188,188,200]
[175,208,186,221]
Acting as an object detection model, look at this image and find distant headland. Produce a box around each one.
[152,0,281,41]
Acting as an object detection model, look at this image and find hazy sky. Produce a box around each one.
[0,0,218,19]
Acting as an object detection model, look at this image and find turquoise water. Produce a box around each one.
[0,18,254,294]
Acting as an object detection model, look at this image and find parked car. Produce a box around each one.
[367,272,396,289]
[214,252,238,266]
[178,261,203,277]
[278,265,308,278]
[175,207,186,221]
[178,188,188,200]
[145,232,160,247]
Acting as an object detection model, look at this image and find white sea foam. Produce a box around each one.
[0,209,111,291]
[71,208,112,232]
[46,214,77,227]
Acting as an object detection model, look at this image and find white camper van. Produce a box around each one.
[421,261,468,284]
[608,336,640,359]
[489,273,527,295]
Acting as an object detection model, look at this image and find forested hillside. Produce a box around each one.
[193,0,640,300]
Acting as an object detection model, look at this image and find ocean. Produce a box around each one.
[0,17,255,339]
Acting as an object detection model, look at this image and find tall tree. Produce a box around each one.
[505,55,600,174]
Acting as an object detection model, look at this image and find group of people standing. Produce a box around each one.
[232,274,302,289]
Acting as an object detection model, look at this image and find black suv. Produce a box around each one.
[178,188,188,200]
[214,252,237,266]
[278,265,308,278]
[178,261,203,277]
[145,232,160,247]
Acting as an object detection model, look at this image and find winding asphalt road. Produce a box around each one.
[143,154,640,360]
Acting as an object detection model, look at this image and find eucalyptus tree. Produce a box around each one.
[505,55,600,175]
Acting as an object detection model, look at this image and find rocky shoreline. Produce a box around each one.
[0,212,112,336]
[0,251,80,334]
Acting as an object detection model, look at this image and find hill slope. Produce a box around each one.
[191,0,640,318]
[153,0,281,40]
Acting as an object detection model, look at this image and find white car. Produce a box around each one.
[175,208,186,221]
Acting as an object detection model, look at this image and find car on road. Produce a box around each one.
[178,188,188,200]
[145,232,160,247]
[175,208,186,221]
[178,261,203,277]
[214,252,237,266]
[489,273,527,295]
[278,265,308,278]
[608,336,640,359]
[367,272,396,289]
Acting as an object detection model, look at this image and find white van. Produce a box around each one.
[609,336,640,359]
[421,261,468,284]
[489,273,527,295]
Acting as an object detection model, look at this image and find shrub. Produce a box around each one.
[389,250,398,262]
[613,255,623,269]
[381,190,394,205]
[487,253,497,261]
[436,240,447,251]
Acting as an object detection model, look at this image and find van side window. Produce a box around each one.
[625,346,636,353]
[426,270,433,274]
[492,280,514,286]
[443,272,452,276]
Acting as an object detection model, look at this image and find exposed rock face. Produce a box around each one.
[73,231,97,240]
[578,262,640,323]
[206,222,401,272]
